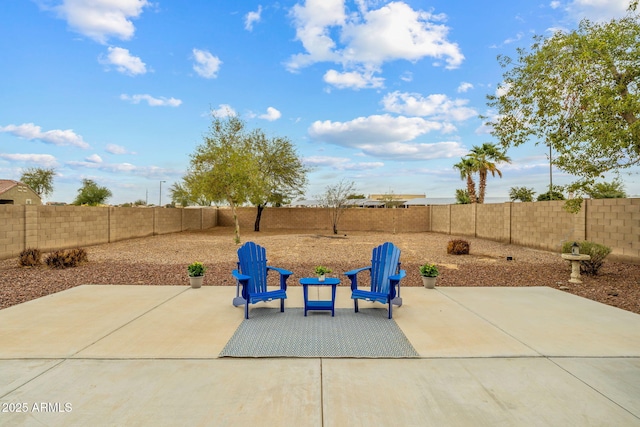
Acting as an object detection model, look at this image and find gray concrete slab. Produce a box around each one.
[76,287,243,358]
[551,357,640,418]
[322,358,640,426]
[0,359,322,426]
[1,285,640,426]
[393,288,539,357]
[438,286,640,356]
[0,285,186,358]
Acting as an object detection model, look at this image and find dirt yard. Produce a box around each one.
[1,228,639,314]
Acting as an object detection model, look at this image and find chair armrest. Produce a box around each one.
[388,269,406,282]
[344,266,371,290]
[232,269,251,282]
[344,266,371,277]
[267,266,293,277]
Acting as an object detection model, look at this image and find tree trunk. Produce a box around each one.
[466,175,478,204]
[229,199,241,244]
[254,204,264,232]
[478,170,487,204]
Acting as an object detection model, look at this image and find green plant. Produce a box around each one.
[19,248,42,267]
[562,241,611,275]
[447,239,470,255]
[419,263,439,277]
[314,266,332,276]
[187,261,206,277]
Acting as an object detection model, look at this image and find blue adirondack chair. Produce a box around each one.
[344,242,406,319]
[232,242,292,319]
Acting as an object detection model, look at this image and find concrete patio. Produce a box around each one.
[1,285,639,426]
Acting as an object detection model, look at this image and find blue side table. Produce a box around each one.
[300,277,340,316]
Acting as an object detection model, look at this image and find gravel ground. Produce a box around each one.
[1,228,639,314]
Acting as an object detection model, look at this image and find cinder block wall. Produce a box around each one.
[0,206,216,260]
[587,198,640,261]
[450,204,475,237]
[510,200,586,253]
[430,205,450,234]
[110,207,154,242]
[476,203,510,243]
[217,207,430,233]
[35,205,109,251]
[0,205,26,258]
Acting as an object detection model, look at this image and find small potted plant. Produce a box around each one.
[314,266,332,282]
[419,263,438,289]
[187,261,206,288]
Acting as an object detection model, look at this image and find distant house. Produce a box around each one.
[0,180,42,205]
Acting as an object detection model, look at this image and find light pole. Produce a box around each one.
[159,180,166,207]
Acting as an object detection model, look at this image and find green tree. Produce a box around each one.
[455,189,471,204]
[72,179,112,206]
[467,143,511,203]
[248,131,308,231]
[186,115,257,244]
[509,186,536,202]
[168,181,193,207]
[453,157,478,204]
[585,179,628,199]
[20,167,55,200]
[487,11,640,204]
[537,185,565,201]
[318,179,356,234]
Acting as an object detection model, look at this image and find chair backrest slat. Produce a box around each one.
[370,242,401,293]
[238,242,268,294]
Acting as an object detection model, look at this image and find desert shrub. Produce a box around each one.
[447,239,470,255]
[561,241,611,276]
[19,248,42,267]
[45,248,88,269]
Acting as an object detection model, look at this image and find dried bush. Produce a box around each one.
[19,248,42,267]
[447,239,470,255]
[45,248,88,269]
[562,241,611,276]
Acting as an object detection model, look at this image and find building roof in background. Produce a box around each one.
[0,179,20,195]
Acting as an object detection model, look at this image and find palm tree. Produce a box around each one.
[453,157,478,204]
[467,143,511,203]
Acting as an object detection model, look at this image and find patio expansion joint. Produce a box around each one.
[546,357,640,421]
[68,287,192,359]
[0,359,66,400]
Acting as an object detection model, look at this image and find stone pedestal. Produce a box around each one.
[561,254,591,284]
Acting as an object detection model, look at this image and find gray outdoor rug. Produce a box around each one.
[219,308,419,358]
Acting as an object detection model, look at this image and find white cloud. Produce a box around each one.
[192,48,222,78]
[0,153,59,168]
[550,1,561,9]
[211,104,237,117]
[457,82,473,93]
[400,71,413,82]
[105,144,135,155]
[287,0,464,86]
[566,0,630,21]
[259,107,282,121]
[100,47,147,75]
[245,5,262,31]
[308,114,465,160]
[85,154,103,163]
[382,91,477,121]
[120,94,182,107]
[304,156,384,171]
[0,123,90,149]
[66,159,178,179]
[53,0,150,44]
[323,69,384,89]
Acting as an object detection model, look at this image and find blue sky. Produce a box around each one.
[1,0,638,205]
